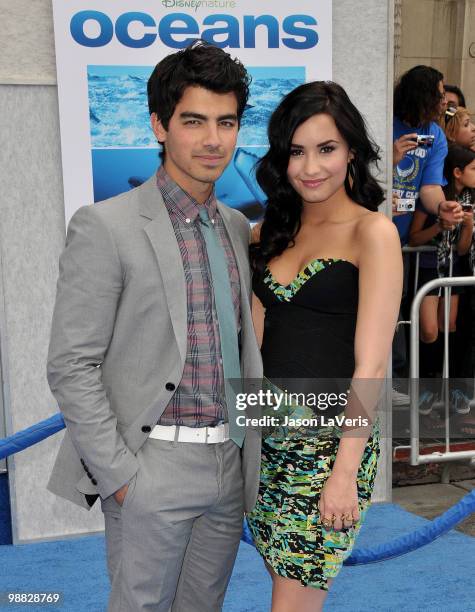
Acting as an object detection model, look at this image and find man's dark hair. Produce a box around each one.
[394,65,444,127]
[147,40,250,129]
[444,84,466,108]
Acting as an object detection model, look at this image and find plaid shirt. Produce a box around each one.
[156,166,241,427]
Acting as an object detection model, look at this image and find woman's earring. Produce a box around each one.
[347,159,355,189]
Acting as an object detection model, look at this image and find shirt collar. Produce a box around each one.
[156,165,217,224]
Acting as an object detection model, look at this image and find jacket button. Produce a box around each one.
[91,478,97,486]
[165,382,175,391]
[141,425,151,433]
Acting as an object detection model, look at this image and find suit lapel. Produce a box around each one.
[138,178,187,366]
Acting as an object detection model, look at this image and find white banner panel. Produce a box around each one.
[52,1,332,223]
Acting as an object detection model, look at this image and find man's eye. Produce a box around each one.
[220,121,236,128]
[184,120,200,125]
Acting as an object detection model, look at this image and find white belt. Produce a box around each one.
[149,423,229,444]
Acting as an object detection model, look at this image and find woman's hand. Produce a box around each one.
[437,217,454,231]
[318,471,359,531]
[462,210,474,228]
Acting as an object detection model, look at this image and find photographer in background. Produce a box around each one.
[392,65,462,244]
[391,65,463,397]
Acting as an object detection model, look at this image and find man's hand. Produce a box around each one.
[113,482,129,507]
[438,200,464,229]
[393,133,418,166]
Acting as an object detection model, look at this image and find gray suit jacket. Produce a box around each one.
[47,177,263,512]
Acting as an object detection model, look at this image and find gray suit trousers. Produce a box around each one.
[102,436,244,612]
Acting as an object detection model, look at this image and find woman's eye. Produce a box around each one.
[321,145,335,154]
[290,149,303,156]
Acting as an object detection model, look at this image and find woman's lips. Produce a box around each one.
[301,178,327,188]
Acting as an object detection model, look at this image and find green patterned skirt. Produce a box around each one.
[246,405,380,591]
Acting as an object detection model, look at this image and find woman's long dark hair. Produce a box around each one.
[443,144,475,201]
[393,65,444,127]
[250,81,383,274]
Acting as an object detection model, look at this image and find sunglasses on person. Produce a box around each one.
[444,104,458,126]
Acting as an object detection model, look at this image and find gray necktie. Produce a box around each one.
[198,208,243,447]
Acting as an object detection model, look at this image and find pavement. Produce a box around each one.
[393,478,475,537]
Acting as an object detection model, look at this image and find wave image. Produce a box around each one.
[88,65,305,149]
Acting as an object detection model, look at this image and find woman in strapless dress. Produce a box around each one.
[247,81,403,611]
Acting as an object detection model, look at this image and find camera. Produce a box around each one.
[416,135,435,147]
[396,198,416,212]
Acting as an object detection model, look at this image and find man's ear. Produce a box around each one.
[151,112,167,143]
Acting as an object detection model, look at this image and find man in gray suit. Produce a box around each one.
[47,41,262,611]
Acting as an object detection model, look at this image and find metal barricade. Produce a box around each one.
[409,275,475,465]
[394,246,475,467]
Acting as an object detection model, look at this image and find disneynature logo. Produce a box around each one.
[162,0,237,11]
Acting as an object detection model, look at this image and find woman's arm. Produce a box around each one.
[250,222,265,347]
[251,293,265,349]
[408,208,442,246]
[456,212,474,256]
[319,214,403,530]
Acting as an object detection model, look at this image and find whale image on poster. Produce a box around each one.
[88,65,305,220]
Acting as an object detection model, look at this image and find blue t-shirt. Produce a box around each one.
[392,117,447,244]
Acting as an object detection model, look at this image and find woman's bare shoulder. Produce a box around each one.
[355,211,398,241]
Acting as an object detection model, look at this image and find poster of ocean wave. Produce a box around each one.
[88,65,305,220]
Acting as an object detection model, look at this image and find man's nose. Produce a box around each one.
[202,123,221,147]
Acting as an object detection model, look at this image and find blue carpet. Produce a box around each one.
[0,503,473,612]
[0,474,12,545]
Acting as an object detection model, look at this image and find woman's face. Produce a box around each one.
[287,113,352,207]
[454,113,475,151]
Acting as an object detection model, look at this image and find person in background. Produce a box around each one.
[444,84,466,110]
[392,65,462,243]
[409,145,475,419]
[443,105,475,152]
[443,100,475,430]
[391,66,463,405]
